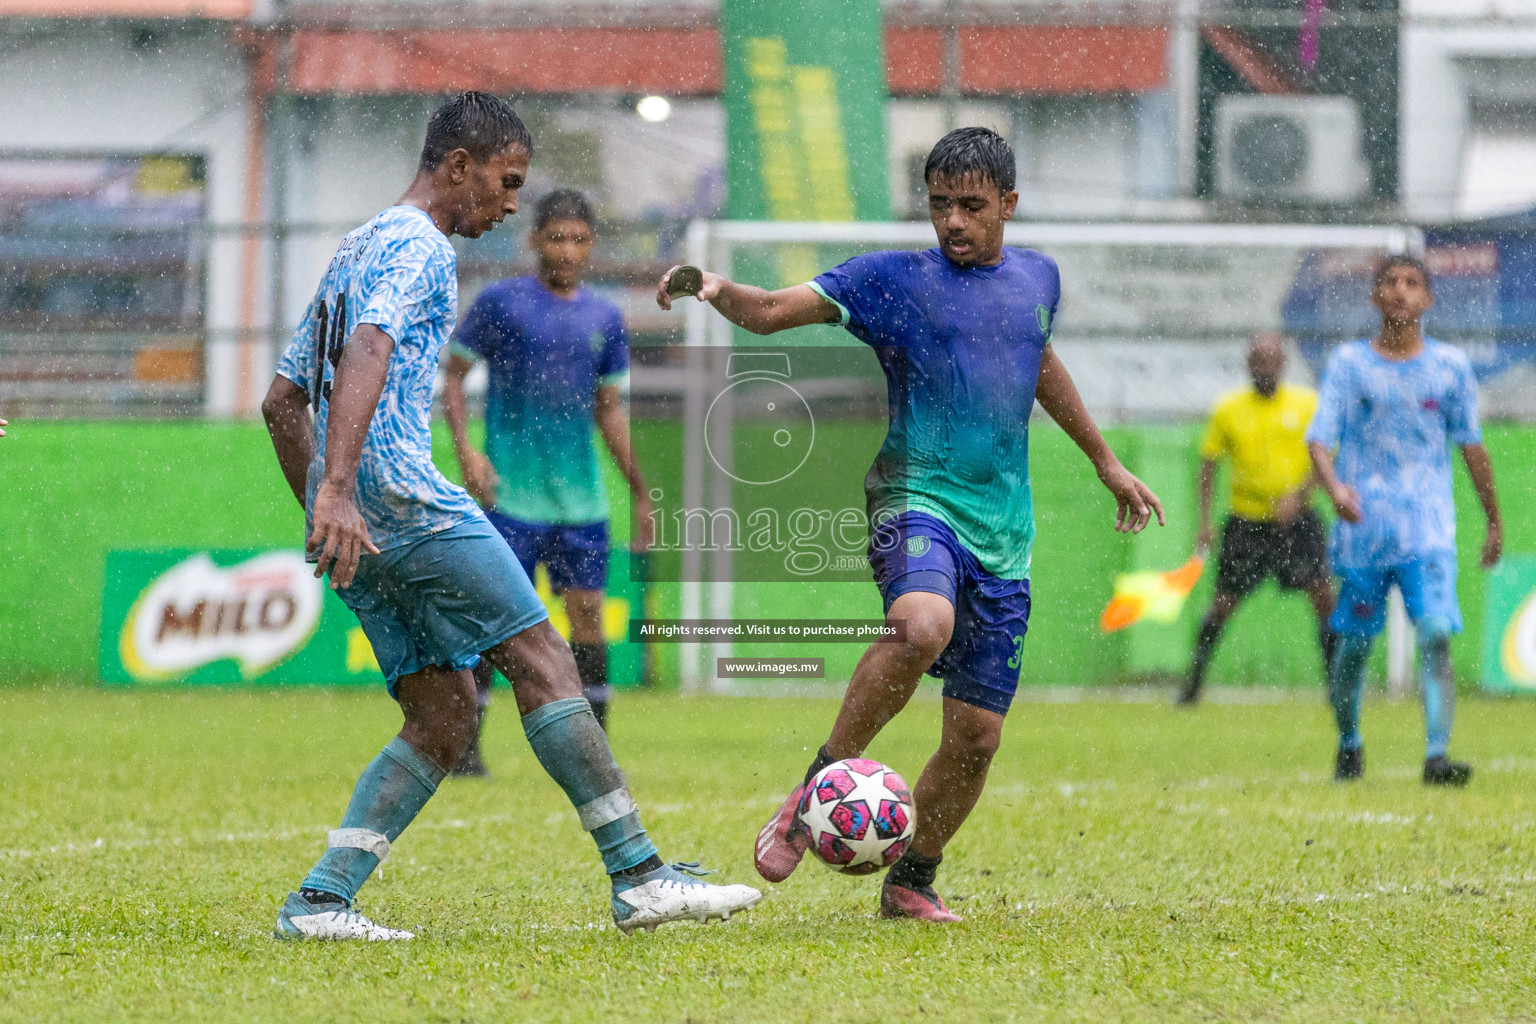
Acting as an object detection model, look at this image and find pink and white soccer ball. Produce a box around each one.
[800,758,915,875]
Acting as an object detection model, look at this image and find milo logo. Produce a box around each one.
[119,552,323,681]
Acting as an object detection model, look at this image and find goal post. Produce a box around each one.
[658,219,1422,694]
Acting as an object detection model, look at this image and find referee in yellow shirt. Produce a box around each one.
[1178,332,1336,705]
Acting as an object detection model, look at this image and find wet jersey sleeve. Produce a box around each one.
[1305,348,1351,451]
[597,308,630,387]
[354,237,447,347]
[451,286,506,362]
[1444,350,1483,446]
[808,251,906,343]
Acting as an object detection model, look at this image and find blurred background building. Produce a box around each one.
[1,0,1534,416]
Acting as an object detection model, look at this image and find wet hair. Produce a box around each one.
[924,127,1016,194]
[419,92,533,171]
[1373,253,1432,293]
[534,188,596,232]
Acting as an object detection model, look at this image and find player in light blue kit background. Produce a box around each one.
[1307,254,1503,786]
[443,189,652,771]
[261,92,758,940]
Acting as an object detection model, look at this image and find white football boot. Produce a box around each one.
[274,891,414,941]
[611,862,762,935]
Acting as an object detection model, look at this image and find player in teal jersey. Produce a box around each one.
[444,189,652,770]
[658,128,1163,921]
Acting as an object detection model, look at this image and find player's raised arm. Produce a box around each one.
[1034,345,1164,534]
[309,323,391,588]
[655,267,837,335]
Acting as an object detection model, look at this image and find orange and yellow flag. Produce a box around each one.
[1099,556,1206,633]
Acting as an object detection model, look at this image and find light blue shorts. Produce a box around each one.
[335,516,549,694]
[1330,549,1462,638]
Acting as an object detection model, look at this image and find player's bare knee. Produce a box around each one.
[945,717,1002,769]
[488,622,583,712]
[901,615,953,664]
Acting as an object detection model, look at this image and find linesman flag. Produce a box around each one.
[1099,556,1206,633]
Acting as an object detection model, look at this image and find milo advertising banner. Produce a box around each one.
[100,548,646,687]
[1483,556,1536,695]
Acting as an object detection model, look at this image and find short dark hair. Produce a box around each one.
[924,127,1016,194]
[1373,253,1432,293]
[534,188,596,231]
[419,92,533,171]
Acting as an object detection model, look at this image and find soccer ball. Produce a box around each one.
[799,758,915,875]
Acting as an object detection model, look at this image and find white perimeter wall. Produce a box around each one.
[1401,0,1536,221]
[0,22,260,416]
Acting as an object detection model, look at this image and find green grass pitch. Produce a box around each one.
[3,688,1533,1022]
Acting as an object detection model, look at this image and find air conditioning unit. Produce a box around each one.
[1215,95,1370,203]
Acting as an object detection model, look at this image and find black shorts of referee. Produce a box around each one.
[1214,508,1329,598]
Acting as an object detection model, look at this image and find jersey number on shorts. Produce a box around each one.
[309,292,347,412]
[1006,634,1025,674]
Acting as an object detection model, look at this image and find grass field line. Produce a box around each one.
[0,795,783,863]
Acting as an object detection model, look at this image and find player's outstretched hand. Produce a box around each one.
[1482,520,1503,569]
[1098,462,1164,534]
[655,266,726,311]
[1326,482,1363,524]
[0,417,8,438]
[309,481,380,590]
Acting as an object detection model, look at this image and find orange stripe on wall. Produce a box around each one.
[289,28,722,96]
[285,25,1166,97]
[961,26,1169,94]
[885,26,945,94]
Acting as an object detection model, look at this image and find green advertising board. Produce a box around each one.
[721,0,890,285]
[1481,555,1536,694]
[99,548,646,688]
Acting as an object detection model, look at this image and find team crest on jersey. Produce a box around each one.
[1036,304,1051,335]
[904,536,931,558]
[589,330,606,353]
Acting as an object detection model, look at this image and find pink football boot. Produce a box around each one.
[880,880,963,923]
[753,782,812,883]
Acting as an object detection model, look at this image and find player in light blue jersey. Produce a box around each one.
[261,92,759,940]
[1307,255,1503,787]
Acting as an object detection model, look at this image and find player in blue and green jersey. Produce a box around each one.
[657,127,1164,922]
[261,93,758,941]
[443,189,651,771]
[1308,255,1503,787]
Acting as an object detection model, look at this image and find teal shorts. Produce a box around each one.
[335,516,549,694]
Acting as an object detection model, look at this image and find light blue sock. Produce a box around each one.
[1329,633,1373,752]
[522,697,658,874]
[301,737,445,903]
[1418,619,1455,760]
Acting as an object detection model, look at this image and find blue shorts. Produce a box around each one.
[867,511,1032,716]
[485,509,609,593]
[337,516,549,694]
[1330,549,1462,638]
